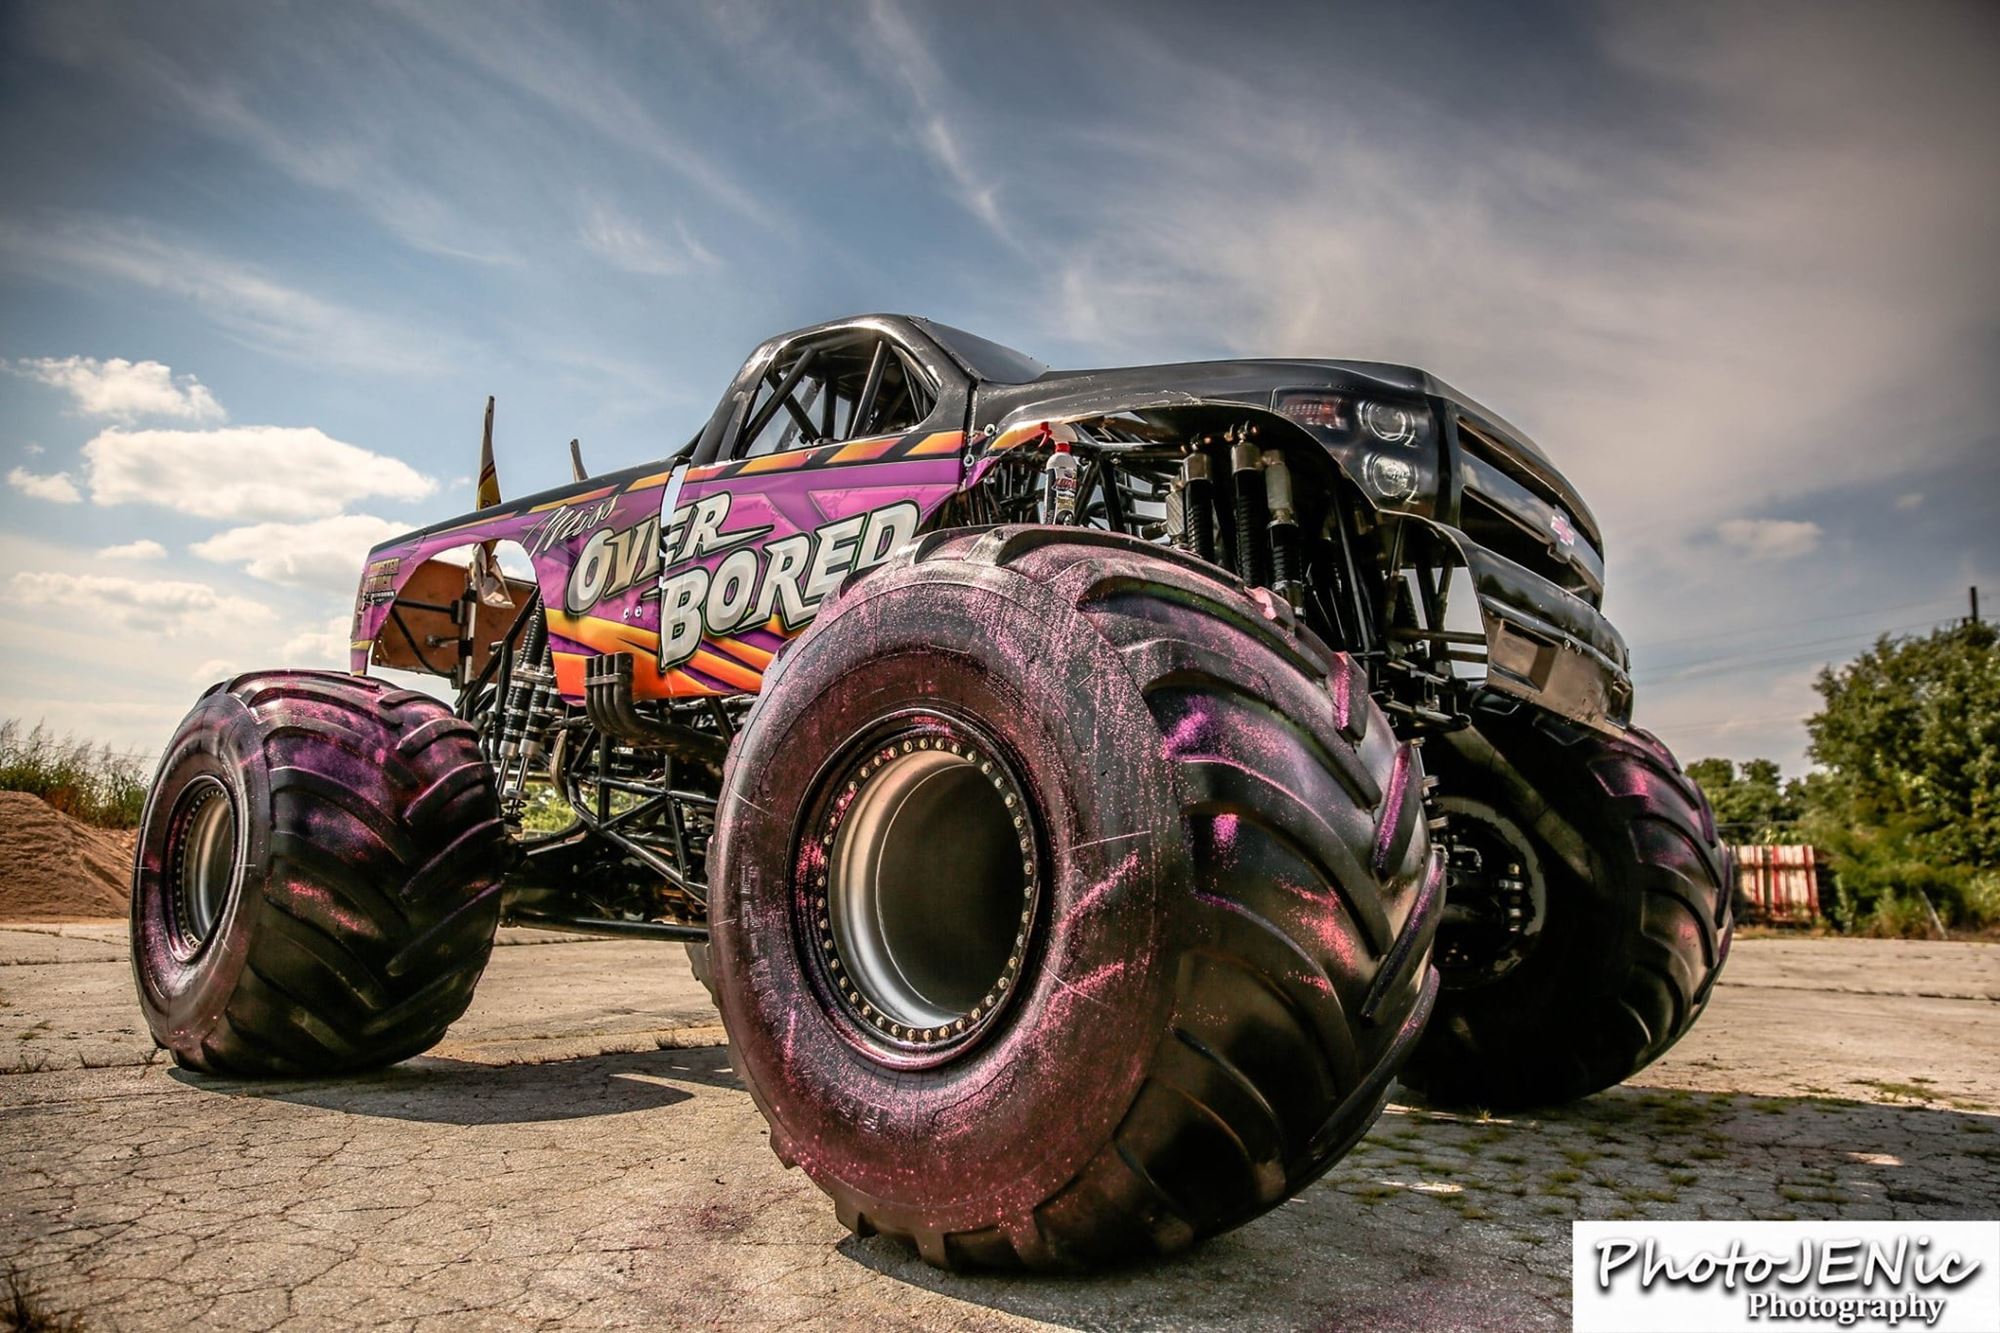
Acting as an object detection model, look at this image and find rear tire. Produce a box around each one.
[1401,697,1732,1108]
[131,672,509,1074]
[709,527,1441,1270]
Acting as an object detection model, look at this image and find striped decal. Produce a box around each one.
[399,428,966,544]
[527,483,618,514]
[546,607,798,700]
[733,450,815,476]
[830,436,903,464]
[624,460,724,494]
[707,634,776,669]
[621,429,965,490]
[686,648,766,692]
[907,430,964,456]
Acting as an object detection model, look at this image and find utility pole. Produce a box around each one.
[1973,586,1982,625]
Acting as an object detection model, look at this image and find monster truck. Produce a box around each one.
[132,315,1730,1268]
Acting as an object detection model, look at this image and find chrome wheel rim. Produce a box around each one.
[802,715,1040,1060]
[167,776,240,959]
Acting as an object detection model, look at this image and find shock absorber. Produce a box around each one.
[497,604,547,772]
[1230,428,1269,587]
[1262,449,1304,609]
[1179,450,1215,563]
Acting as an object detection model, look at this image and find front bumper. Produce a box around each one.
[1428,529,1633,733]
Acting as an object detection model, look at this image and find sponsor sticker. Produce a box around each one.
[1573,1221,1999,1332]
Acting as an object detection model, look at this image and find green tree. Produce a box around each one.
[1802,621,1999,931]
[1684,756,1806,843]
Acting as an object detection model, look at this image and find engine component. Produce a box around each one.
[1178,449,1215,562]
[1229,430,1269,586]
[1262,448,1303,609]
[583,651,729,776]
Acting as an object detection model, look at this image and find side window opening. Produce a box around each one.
[737,334,936,458]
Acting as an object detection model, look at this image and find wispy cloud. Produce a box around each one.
[856,1,1014,247]
[0,215,464,375]
[378,0,780,233]
[578,200,719,278]
[1002,4,2000,559]
[17,4,520,266]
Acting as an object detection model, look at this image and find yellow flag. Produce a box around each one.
[471,395,513,608]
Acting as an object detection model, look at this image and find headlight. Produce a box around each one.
[1276,390,1440,513]
[1359,399,1419,445]
[1364,453,1420,502]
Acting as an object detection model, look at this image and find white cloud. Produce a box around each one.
[193,514,407,593]
[188,657,241,684]
[22,443,45,456]
[1715,519,1825,561]
[1895,492,1925,511]
[281,615,354,665]
[14,355,224,423]
[82,425,435,520]
[5,570,273,636]
[98,539,167,561]
[6,467,81,503]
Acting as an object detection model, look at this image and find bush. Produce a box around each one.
[1963,872,2000,931]
[0,718,149,828]
[1815,815,2000,934]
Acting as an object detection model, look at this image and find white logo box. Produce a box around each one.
[1573,1220,1999,1332]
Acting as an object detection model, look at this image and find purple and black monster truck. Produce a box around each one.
[132,315,1730,1269]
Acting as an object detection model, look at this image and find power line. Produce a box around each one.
[1632,616,1955,683]
[1624,596,1955,653]
[1656,711,1815,736]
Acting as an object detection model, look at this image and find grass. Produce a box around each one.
[1860,1079,1946,1104]
[0,720,148,829]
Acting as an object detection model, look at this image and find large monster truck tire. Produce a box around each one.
[132,671,510,1075]
[1401,696,1732,1109]
[709,527,1442,1271]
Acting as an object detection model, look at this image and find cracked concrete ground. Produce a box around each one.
[2,930,1995,1331]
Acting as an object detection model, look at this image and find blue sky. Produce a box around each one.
[2,0,1995,773]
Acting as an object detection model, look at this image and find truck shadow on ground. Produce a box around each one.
[834,1084,2000,1331]
[166,1044,744,1126]
[163,1051,2000,1327]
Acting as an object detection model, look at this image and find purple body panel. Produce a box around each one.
[350,430,967,699]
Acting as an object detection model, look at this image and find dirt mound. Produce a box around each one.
[0,790,136,921]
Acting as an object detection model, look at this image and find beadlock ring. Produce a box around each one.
[798,714,1042,1061]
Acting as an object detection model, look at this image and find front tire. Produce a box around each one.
[710,528,1441,1270]
[1401,697,1732,1108]
[131,672,510,1074]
